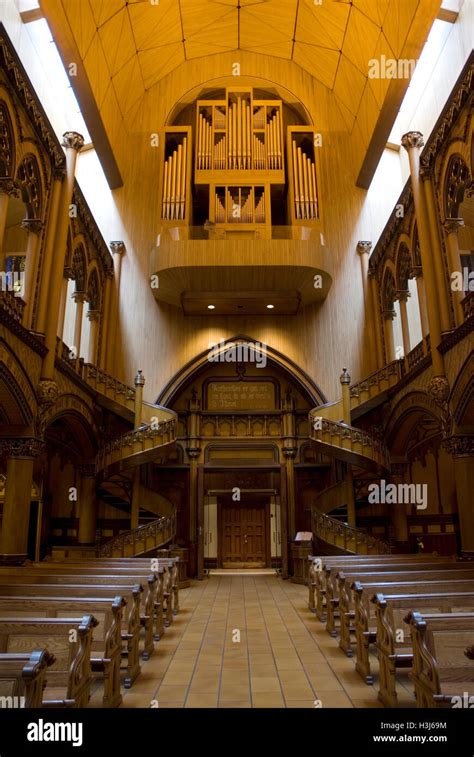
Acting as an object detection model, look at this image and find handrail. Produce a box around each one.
[462,291,474,320]
[0,290,25,323]
[349,360,404,398]
[99,512,176,557]
[95,418,176,474]
[312,508,391,555]
[309,416,390,471]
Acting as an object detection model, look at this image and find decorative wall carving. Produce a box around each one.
[0,437,44,459]
[0,99,15,177]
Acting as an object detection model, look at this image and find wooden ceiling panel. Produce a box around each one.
[138,43,185,89]
[333,54,367,116]
[83,32,113,109]
[342,7,381,76]
[298,0,351,51]
[61,0,97,59]
[98,9,137,77]
[382,0,420,58]
[128,0,184,50]
[88,0,126,29]
[112,55,144,117]
[293,42,340,90]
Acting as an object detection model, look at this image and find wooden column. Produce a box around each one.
[21,218,43,329]
[41,133,84,380]
[402,132,444,377]
[282,390,297,541]
[383,310,396,363]
[357,242,377,372]
[186,392,201,576]
[421,164,451,333]
[107,241,125,376]
[86,310,100,365]
[0,438,42,564]
[72,291,86,362]
[131,370,145,530]
[57,271,71,342]
[196,464,204,580]
[398,293,411,357]
[412,268,429,341]
[280,464,289,579]
[346,468,356,528]
[340,367,351,425]
[390,464,409,542]
[368,271,384,368]
[0,179,19,252]
[443,218,465,326]
[37,172,64,332]
[77,464,97,544]
[134,369,145,427]
[448,437,474,556]
[99,273,113,369]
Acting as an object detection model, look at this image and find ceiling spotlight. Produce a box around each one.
[266,304,275,309]
[207,304,215,310]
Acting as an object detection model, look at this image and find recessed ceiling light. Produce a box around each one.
[266,304,275,309]
[207,304,215,310]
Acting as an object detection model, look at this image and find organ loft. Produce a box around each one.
[0,0,473,717]
[160,87,319,233]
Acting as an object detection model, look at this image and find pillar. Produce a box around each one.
[130,469,140,531]
[448,437,474,556]
[346,468,356,528]
[398,293,411,357]
[87,310,100,365]
[0,438,43,564]
[21,218,43,329]
[0,179,19,252]
[357,241,377,372]
[390,463,409,542]
[134,370,145,427]
[282,390,297,540]
[186,392,201,575]
[443,218,465,326]
[412,268,429,342]
[107,241,125,375]
[382,310,396,363]
[36,171,64,332]
[77,464,97,544]
[72,291,86,362]
[99,273,113,369]
[57,270,72,341]
[41,133,84,380]
[368,271,384,368]
[421,163,451,333]
[401,132,444,377]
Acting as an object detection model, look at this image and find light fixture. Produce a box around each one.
[266,304,275,309]
[207,304,215,310]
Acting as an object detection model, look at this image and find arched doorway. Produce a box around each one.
[154,337,330,578]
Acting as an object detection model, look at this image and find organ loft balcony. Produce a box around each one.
[150,87,333,316]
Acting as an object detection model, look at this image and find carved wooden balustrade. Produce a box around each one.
[312,508,391,555]
[349,360,404,409]
[85,364,135,412]
[406,339,425,371]
[99,512,177,557]
[462,291,474,321]
[0,290,25,323]
[309,415,390,473]
[96,418,177,476]
[199,411,284,438]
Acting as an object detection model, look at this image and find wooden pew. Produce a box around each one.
[0,596,126,707]
[0,583,142,688]
[326,565,474,636]
[308,554,452,618]
[0,616,97,707]
[0,571,156,662]
[43,557,180,621]
[0,649,54,708]
[373,592,474,707]
[406,610,474,708]
[351,579,474,684]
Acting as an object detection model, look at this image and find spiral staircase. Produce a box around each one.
[308,363,402,555]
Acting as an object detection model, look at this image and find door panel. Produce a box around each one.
[221,504,267,567]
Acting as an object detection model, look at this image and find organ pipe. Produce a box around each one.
[162,136,188,221]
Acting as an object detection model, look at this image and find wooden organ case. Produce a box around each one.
[160,89,320,238]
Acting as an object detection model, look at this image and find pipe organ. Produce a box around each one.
[159,89,319,233]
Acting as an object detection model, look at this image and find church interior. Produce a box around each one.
[0,0,473,714]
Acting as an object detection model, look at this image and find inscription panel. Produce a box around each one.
[207,381,275,411]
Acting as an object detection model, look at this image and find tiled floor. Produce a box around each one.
[113,574,416,708]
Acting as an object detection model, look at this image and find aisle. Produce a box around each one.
[119,575,414,708]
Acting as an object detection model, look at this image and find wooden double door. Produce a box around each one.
[221,503,268,568]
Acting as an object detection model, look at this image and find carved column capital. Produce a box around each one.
[419,158,434,182]
[87,309,100,322]
[110,241,125,256]
[72,291,87,305]
[443,217,464,235]
[382,309,396,321]
[443,435,474,457]
[357,241,372,256]
[283,447,297,460]
[0,177,20,198]
[37,379,59,408]
[53,166,67,182]
[428,375,452,439]
[62,132,85,152]
[401,131,424,151]
[397,290,410,303]
[64,266,74,280]
[410,266,423,279]
[21,218,43,235]
[0,437,44,459]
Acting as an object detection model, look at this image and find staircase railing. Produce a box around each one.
[96,418,176,475]
[99,512,177,557]
[309,416,390,472]
[312,508,391,555]
[349,360,404,406]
